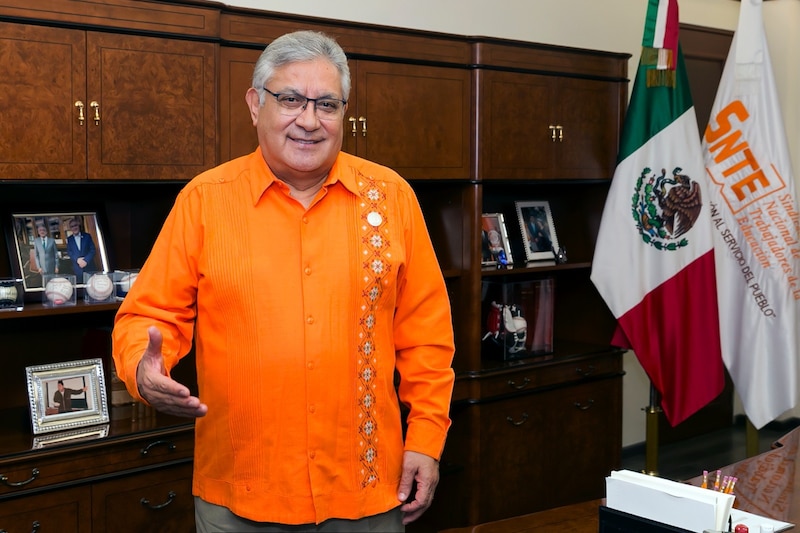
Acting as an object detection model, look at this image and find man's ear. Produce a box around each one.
[245,87,261,126]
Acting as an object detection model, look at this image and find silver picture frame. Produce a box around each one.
[515,200,560,262]
[25,358,109,435]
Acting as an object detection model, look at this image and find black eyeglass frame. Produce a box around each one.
[261,87,348,115]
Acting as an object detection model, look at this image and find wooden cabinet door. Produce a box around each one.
[0,485,91,532]
[92,463,194,532]
[534,377,622,509]
[219,47,261,163]
[347,61,471,180]
[556,77,622,179]
[476,69,554,180]
[86,32,216,180]
[477,71,622,180]
[0,22,87,179]
[478,375,621,522]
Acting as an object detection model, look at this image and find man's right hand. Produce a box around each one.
[136,326,208,418]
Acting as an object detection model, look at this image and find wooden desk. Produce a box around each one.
[439,499,602,533]
[442,426,800,533]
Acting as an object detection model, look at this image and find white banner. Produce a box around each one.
[702,0,800,429]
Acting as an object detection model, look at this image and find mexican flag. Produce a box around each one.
[702,0,800,429]
[591,0,724,426]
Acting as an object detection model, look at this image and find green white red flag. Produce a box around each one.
[702,0,800,429]
[591,0,725,426]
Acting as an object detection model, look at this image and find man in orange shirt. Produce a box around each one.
[112,30,455,532]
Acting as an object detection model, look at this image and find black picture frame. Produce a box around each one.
[6,210,110,294]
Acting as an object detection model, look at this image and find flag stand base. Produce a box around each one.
[746,418,759,457]
[644,383,661,475]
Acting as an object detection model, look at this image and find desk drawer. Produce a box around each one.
[478,353,622,398]
[0,428,193,496]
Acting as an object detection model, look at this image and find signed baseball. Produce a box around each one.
[85,273,114,301]
[45,277,74,305]
[0,284,17,305]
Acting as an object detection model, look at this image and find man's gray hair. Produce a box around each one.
[252,30,350,106]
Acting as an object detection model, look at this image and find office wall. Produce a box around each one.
[220,0,800,446]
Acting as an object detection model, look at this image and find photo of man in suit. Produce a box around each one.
[66,217,97,279]
[33,223,58,276]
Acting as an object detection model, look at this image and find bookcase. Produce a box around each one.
[0,1,629,530]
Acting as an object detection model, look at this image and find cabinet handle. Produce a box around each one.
[0,468,39,487]
[140,490,176,510]
[556,125,564,142]
[358,116,367,137]
[90,101,100,125]
[548,124,556,142]
[574,399,595,410]
[348,116,357,136]
[506,412,529,426]
[507,377,530,390]
[0,522,39,533]
[575,365,595,377]
[140,439,177,457]
[74,101,85,125]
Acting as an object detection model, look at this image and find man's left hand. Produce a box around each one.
[397,450,439,524]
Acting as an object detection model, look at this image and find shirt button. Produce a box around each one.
[309,451,316,459]
[307,362,314,370]
[309,405,316,414]
[304,267,312,276]
[302,216,309,224]
[306,315,314,325]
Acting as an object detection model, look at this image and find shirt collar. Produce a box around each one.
[247,149,361,206]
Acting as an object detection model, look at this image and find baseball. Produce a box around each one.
[118,272,138,294]
[45,277,74,305]
[0,284,17,304]
[85,273,114,301]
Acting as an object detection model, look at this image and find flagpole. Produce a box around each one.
[645,383,661,475]
[745,417,759,457]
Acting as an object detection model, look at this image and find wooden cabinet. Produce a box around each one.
[477,71,623,180]
[0,3,629,533]
[0,422,196,532]
[0,21,216,180]
[411,40,629,532]
[342,60,471,179]
[422,351,623,529]
[92,463,194,532]
[0,485,92,532]
[474,41,627,180]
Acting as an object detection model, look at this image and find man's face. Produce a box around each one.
[69,223,79,235]
[246,58,345,185]
[37,226,47,237]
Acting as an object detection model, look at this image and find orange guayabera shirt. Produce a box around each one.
[112,149,455,524]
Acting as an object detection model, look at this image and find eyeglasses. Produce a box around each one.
[262,87,347,119]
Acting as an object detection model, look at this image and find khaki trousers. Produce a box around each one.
[194,497,404,533]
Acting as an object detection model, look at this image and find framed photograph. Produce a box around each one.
[481,213,513,266]
[515,201,560,262]
[7,211,110,294]
[25,358,109,435]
